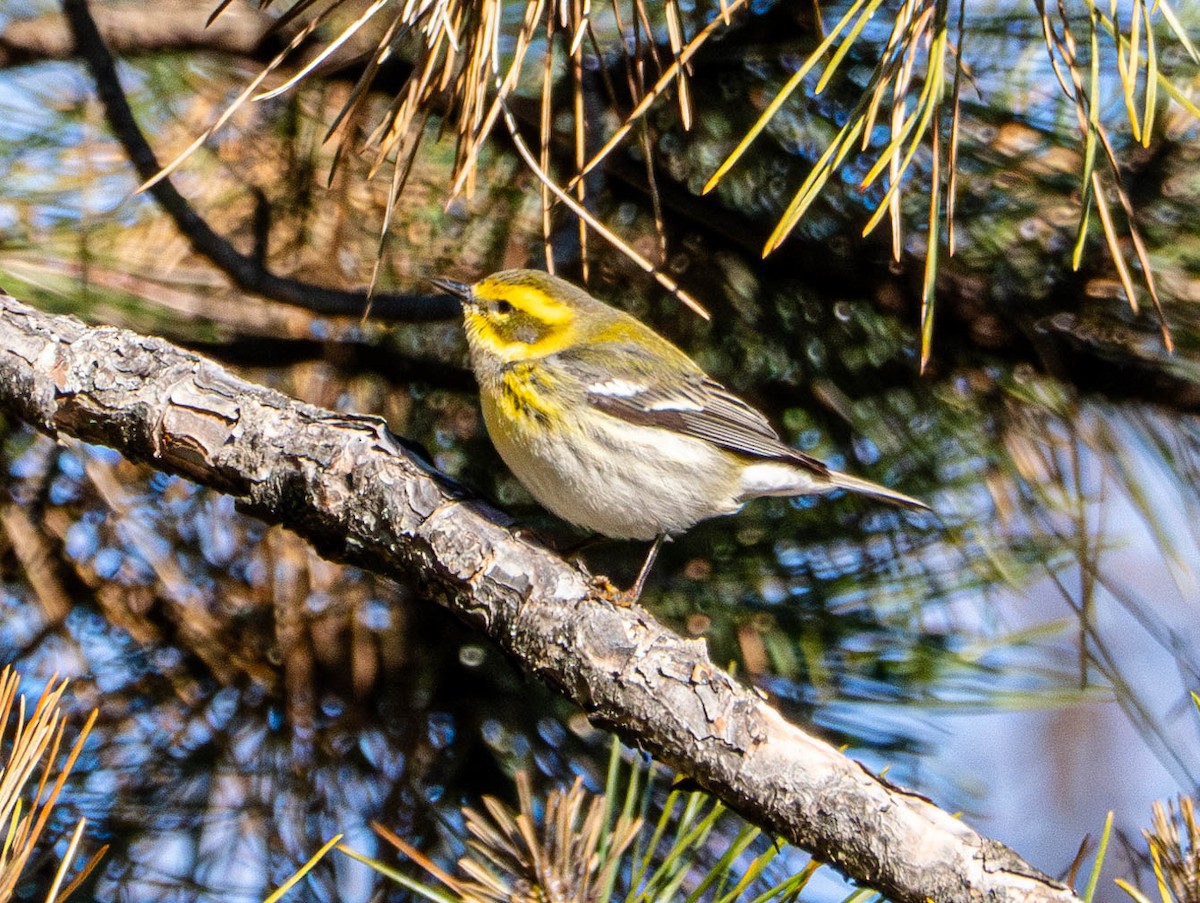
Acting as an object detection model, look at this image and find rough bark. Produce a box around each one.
[0,292,1081,903]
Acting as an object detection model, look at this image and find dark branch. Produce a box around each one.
[60,0,458,322]
[0,291,1082,903]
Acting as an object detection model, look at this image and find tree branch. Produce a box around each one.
[60,0,458,323]
[0,1,276,67]
[0,292,1082,903]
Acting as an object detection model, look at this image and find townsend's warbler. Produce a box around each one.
[432,269,929,596]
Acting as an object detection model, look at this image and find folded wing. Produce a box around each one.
[581,358,829,476]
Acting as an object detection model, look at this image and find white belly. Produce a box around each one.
[480,392,744,541]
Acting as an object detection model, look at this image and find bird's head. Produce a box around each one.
[431,269,604,363]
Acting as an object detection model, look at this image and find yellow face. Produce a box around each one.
[462,272,579,362]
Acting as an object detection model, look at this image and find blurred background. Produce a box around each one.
[0,0,1199,900]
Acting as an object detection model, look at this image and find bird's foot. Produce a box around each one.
[589,574,633,605]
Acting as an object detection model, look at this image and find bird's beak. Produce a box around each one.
[428,277,472,307]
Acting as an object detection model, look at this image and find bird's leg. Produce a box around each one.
[626,534,666,603]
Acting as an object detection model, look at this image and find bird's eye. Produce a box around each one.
[494,300,515,315]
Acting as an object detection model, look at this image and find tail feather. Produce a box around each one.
[825,470,930,512]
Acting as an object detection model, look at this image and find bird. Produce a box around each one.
[430,269,929,599]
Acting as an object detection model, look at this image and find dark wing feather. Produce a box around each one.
[586,373,829,476]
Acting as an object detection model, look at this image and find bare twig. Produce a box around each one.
[60,0,457,322]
